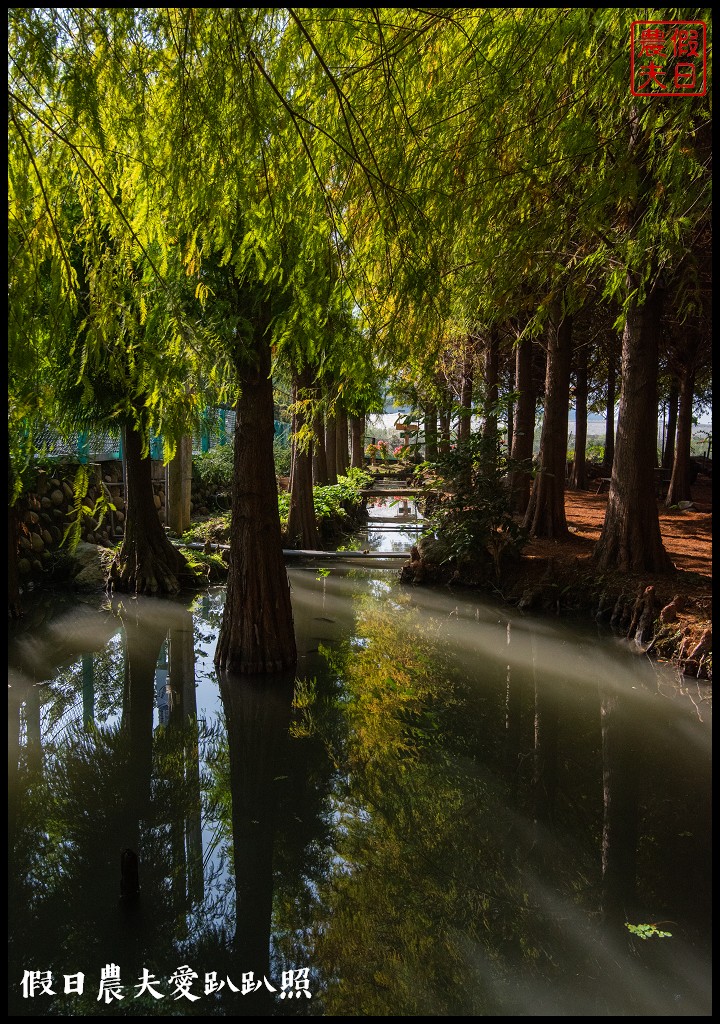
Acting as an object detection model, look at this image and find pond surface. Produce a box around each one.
[8,536,712,1016]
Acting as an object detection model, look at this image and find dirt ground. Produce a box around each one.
[519,470,712,673]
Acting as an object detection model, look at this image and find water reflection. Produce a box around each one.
[8,570,712,1016]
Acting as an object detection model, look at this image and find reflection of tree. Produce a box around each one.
[8,596,232,1017]
[599,685,640,924]
[218,670,295,1015]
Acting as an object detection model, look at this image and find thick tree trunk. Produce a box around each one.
[482,328,499,444]
[665,365,695,506]
[287,366,319,549]
[523,308,572,539]
[570,339,588,490]
[509,335,535,515]
[335,407,349,477]
[603,351,616,471]
[167,435,192,536]
[457,338,475,444]
[350,414,365,469]
[325,410,338,485]
[109,423,194,595]
[593,279,674,573]
[438,409,451,455]
[662,380,679,472]
[423,405,438,461]
[311,383,328,485]
[215,334,297,675]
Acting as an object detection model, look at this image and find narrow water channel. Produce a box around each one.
[8,511,712,1017]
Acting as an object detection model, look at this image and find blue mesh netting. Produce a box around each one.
[31,409,289,461]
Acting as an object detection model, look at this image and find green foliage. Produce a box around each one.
[180,512,232,546]
[584,438,606,463]
[192,444,234,492]
[422,433,527,571]
[273,432,292,476]
[278,469,372,533]
[625,922,673,941]
[60,464,116,553]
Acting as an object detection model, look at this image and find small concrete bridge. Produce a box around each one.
[360,485,424,499]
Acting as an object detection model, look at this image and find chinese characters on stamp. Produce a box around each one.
[630,21,707,97]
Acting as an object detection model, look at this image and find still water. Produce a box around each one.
[8,537,712,1016]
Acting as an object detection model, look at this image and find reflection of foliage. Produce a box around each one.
[278,599,527,1015]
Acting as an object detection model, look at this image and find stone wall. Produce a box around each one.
[14,460,165,583]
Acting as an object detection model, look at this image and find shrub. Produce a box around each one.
[273,432,292,476]
[421,433,527,573]
[193,444,234,491]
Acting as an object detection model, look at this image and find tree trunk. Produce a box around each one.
[215,333,297,675]
[350,414,365,469]
[457,337,475,444]
[570,339,588,490]
[593,278,674,573]
[167,435,193,536]
[603,350,616,471]
[287,365,319,549]
[665,364,695,506]
[423,405,438,462]
[482,328,499,445]
[325,410,338,485]
[438,408,451,455]
[523,307,572,539]
[662,379,679,471]
[509,335,535,515]
[311,383,328,485]
[335,407,349,477]
[109,422,194,595]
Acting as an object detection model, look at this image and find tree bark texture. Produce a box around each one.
[335,407,349,477]
[509,335,535,515]
[482,328,499,444]
[603,350,616,471]
[662,380,679,471]
[593,279,674,573]
[423,405,438,461]
[215,334,297,675]
[325,411,338,485]
[570,339,588,490]
[457,338,475,445]
[287,365,319,549]
[438,409,451,455]
[523,308,572,539]
[665,364,695,506]
[311,382,328,485]
[350,414,365,469]
[109,423,193,595]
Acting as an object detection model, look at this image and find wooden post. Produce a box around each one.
[167,436,193,536]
